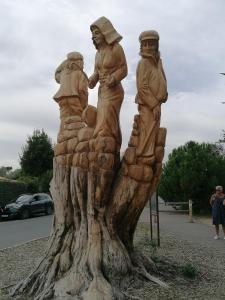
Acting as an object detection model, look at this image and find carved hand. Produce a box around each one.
[88,76,97,89]
[105,75,116,87]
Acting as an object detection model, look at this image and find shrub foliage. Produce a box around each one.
[20,129,54,177]
[158,141,225,212]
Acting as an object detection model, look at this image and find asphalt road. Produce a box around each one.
[0,202,221,251]
[0,215,53,249]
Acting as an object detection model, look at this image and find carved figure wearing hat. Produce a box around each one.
[135,30,168,159]
[54,51,88,119]
[89,16,128,150]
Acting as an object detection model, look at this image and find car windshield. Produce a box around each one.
[16,195,31,203]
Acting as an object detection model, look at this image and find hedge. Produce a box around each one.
[0,178,28,207]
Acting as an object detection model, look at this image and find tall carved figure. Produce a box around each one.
[136,30,167,159]
[110,30,168,251]
[12,21,168,300]
[89,16,128,150]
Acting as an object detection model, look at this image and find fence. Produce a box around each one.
[164,200,193,223]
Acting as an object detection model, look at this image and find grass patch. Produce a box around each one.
[149,240,160,262]
[182,262,197,279]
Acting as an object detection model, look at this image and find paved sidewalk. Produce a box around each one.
[140,202,225,250]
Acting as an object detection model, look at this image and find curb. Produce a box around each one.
[0,235,49,252]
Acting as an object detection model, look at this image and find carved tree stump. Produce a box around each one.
[12,107,167,300]
[12,19,168,299]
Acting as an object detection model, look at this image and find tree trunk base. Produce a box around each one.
[12,109,167,299]
[12,160,167,300]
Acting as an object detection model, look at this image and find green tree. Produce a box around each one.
[38,169,53,193]
[158,141,225,212]
[0,166,12,177]
[6,168,22,180]
[219,130,225,143]
[20,129,54,177]
[17,175,39,193]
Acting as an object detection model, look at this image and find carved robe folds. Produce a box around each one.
[135,56,167,158]
[91,43,127,150]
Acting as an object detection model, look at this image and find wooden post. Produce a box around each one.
[189,199,193,223]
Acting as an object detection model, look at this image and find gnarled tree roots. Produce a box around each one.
[12,157,167,300]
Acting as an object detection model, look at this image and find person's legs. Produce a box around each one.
[222,225,225,238]
[214,225,219,239]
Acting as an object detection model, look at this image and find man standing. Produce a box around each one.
[135,30,167,161]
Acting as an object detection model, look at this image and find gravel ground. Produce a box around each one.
[0,223,225,299]
[135,223,225,300]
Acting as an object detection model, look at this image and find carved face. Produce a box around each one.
[67,59,84,71]
[91,26,106,48]
[75,59,84,69]
[141,39,158,55]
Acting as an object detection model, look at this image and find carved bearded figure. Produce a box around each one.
[136,30,167,159]
[88,16,128,150]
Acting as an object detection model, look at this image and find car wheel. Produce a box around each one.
[20,209,30,219]
[46,206,53,215]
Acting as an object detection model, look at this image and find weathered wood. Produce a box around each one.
[12,19,168,300]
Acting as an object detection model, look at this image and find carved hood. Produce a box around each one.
[90,16,122,45]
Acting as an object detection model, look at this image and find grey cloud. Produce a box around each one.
[0,140,22,168]
[0,0,225,168]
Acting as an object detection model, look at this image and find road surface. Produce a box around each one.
[0,203,222,250]
[0,215,53,249]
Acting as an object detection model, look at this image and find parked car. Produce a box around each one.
[0,193,54,220]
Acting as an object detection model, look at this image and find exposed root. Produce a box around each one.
[122,291,142,300]
[137,266,168,288]
[82,277,113,300]
[34,283,54,300]
[131,251,158,274]
[130,251,168,288]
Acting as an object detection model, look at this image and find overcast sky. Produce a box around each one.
[0,0,225,169]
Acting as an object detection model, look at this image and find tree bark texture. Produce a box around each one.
[12,110,167,300]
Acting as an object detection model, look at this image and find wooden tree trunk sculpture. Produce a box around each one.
[12,18,168,300]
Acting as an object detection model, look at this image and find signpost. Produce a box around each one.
[149,191,160,246]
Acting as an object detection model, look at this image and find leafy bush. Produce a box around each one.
[7,168,23,180]
[182,262,197,279]
[149,240,159,262]
[18,176,39,194]
[38,170,53,193]
[0,178,28,206]
[20,129,54,177]
[158,141,225,213]
[0,166,12,177]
